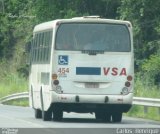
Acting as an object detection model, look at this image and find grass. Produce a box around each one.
[0,73,28,98]
[125,76,160,121]
[126,106,160,121]
[0,73,29,106]
[134,74,160,98]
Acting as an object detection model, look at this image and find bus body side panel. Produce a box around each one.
[29,28,55,111]
[29,64,52,111]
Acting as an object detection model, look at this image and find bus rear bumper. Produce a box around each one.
[51,92,133,113]
[51,91,133,105]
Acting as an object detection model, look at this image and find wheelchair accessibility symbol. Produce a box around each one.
[58,55,68,65]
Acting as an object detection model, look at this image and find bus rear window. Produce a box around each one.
[55,23,131,52]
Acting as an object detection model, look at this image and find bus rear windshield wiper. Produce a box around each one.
[81,50,104,55]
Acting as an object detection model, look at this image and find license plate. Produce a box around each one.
[85,82,99,88]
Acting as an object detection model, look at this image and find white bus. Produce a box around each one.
[29,16,134,122]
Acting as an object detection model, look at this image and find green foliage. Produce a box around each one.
[118,0,160,61]
[142,54,160,83]
[127,106,160,121]
[126,75,160,121]
[0,0,121,77]
[0,73,28,98]
[118,0,160,86]
[0,0,121,100]
[134,73,160,97]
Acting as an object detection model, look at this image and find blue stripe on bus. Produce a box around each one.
[76,67,101,75]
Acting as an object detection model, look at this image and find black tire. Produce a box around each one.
[112,112,122,123]
[53,108,63,121]
[42,109,52,121]
[95,111,102,120]
[35,109,42,119]
[105,113,111,122]
[95,111,111,122]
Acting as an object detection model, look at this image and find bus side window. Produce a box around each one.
[36,34,39,62]
[31,30,52,64]
[43,32,49,62]
[48,31,52,61]
[31,37,35,63]
[42,32,46,62]
[41,32,45,62]
[33,34,38,63]
[35,33,38,63]
[38,33,43,62]
[40,33,44,62]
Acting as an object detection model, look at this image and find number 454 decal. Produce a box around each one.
[58,68,69,77]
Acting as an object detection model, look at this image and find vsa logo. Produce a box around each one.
[103,67,127,76]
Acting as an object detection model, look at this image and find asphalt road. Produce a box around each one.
[0,104,160,134]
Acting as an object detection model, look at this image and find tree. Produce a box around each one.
[118,0,160,85]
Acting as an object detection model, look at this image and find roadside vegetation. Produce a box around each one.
[0,59,28,98]
[126,75,160,121]
[0,73,27,98]
[0,0,160,121]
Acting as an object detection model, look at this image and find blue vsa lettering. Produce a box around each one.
[58,55,68,65]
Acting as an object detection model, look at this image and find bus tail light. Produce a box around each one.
[52,74,58,80]
[125,75,133,87]
[51,73,63,93]
[52,74,59,85]
[122,75,133,95]
[127,75,133,81]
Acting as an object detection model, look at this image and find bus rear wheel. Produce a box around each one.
[35,109,42,119]
[95,111,111,122]
[112,112,122,123]
[42,109,52,121]
[95,111,102,120]
[53,109,63,121]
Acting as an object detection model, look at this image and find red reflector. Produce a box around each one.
[127,75,133,81]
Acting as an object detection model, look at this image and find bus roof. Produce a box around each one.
[33,16,132,33]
